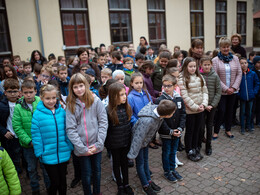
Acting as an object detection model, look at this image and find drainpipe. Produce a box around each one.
[35,0,45,57]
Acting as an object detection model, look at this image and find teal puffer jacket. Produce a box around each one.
[0,146,21,195]
[31,101,73,165]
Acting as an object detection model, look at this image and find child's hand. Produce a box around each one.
[206,105,213,112]
[197,105,204,112]
[4,131,14,139]
[173,129,181,137]
[88,145,97,154]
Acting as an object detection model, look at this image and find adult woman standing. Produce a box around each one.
[136,36,149,54]
[30,50,47,70]
[231,33,247,58]
[213,37,242,139]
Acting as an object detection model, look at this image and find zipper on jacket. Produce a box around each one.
[53,112,60,164]
[245,73,249,101]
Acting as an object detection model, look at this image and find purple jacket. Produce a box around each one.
[142,73,159,101]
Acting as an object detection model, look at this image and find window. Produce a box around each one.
[216,0,227,47]
[59,0,91,48]
[108,0,132,45]
[190,0,204,42]
[147,0,166,51]
[0,0,12,64]
[237,1,247,45]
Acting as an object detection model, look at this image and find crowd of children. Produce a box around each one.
[0,34,259,195]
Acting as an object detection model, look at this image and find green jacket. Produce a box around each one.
[201,68,222,108]
[0,146,21,195]
[12,96,41,148]
[151,61,164,92]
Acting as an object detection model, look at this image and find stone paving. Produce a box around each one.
[19,125,260,194]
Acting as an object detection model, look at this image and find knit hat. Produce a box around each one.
[112,70,125,79]
[253,56,260,65]
[85,68,95,77]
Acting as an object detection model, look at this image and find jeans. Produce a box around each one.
[80,152,102,195]
[135,146,151,186]
[111,146,129,187]
[214,94,236,133]
[72,152,81,179]
[161,138,179,172]
[185,112,204,153]
[4,138,21,173]
[44,162,68,195]
[240,99,254,131]
[199,108,217,148]
[23,147,50,192]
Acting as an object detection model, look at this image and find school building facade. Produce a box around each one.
[1,0,254,61]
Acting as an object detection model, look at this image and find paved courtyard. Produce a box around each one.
[19,125,260,194]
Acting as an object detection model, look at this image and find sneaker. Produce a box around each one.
[175,163,178,169]
[117,186,126,195]
[143,185,156,195]
[124,185,134,195]
[149,181,161,192]
[70,178,81,188]
[175,156,184,166]
[171,170,183,181]
[164,171,177,182]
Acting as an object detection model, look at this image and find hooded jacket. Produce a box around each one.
[201,68,222,108]
[0,146,21,195]
[127,103,163,159]
[238,69,260,101]
[155,91,186,139]
[178,73,208,114]
[31,101,73,165]
[66,96,108,156]
[12,96,41,148]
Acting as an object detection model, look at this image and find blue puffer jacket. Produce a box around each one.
[31,101,73,165]
[238,69,260,101]
[128,89,152,125]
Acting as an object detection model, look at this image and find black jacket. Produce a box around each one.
[105,104,132,149]
[231,45,247,58]
[254,70,260,97]
[154,92,186,139]
[0,96,10,141]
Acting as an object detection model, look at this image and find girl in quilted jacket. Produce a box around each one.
[106,83,134,195]
[31,84,73,195]
[177,57,208,162]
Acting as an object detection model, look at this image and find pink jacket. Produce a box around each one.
[212,55,242,95]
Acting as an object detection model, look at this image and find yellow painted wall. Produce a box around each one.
[227,0,237,41]
[39,0,64,57]
[88,0,111,48]
[165,0,190,53]
[246,0,254,47]
[204,0,216,51]
[131,0,149,49]
[6,0,40,61]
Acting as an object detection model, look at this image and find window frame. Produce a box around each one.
[59,0,91,51]
[190,0,204,42]
[237,1,247,45]
[147,0,167,51]
[108,0,133,46]
[0,0,12,64]
[215,0,227,47]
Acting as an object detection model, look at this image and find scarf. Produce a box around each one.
[123,68,134,75]
[217,52,233,63]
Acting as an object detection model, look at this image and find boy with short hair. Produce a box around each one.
[155,75,186,182]
[58,56,66,66]
[12,80,50,194]
[135,53,145,70]
[123,57,135,86]
[97,52,106,71]
[33,63,43,83]
[0,79,21,174]
[57,65,70,96]
[238,57,260,134]
[52,63,59,78]
[17,61,24,78]
[12,55,21,72]
[22,62,33,79]
[248,51,256,70]
[128,100,177,195]
[85,68,101,91]
[146,47,157,61]
[101,68,112,84]
[106,51,123,72]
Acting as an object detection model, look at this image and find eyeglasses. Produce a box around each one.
[162,84,173,89]
[125,62,133,65]
[6,90,19,94]
[41,74,50,78]
[81,68,88,71]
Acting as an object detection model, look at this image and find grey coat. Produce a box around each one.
[66,96,108,156]
[127,103,163,159]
